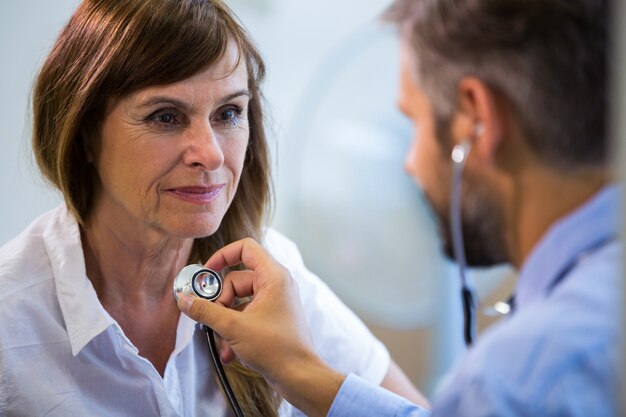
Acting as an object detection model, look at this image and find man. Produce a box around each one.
[177,0,621,415]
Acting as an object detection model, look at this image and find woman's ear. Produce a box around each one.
[453,77,506,164]
[86,146,94,164]
[80,126,97,165]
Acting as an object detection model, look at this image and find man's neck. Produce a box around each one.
[509,165,612,268]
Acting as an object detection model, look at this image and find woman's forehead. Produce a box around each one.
[210,39,247,80]
[115,46,249,110]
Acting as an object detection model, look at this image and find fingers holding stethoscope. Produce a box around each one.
[206,237,293,305]
[176,237,314,378]
[205,237,286,281]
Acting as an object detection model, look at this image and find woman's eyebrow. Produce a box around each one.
[137,96,190,110]
[219,89,251,104]
[136,89,250,109]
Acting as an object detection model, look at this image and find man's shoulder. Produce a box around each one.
[435,250,621,416]
[478,253,620,383]
[484,239,622,374]
[436,320,619,416]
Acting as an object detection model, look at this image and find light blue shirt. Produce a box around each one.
[328,185,622,417]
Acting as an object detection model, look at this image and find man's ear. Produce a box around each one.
[452,77,506,164]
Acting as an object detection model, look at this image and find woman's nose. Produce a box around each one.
[182,122,225,171]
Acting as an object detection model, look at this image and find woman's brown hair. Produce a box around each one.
[32,0,278,415]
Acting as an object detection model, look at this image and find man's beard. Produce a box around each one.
[430,174,510,267]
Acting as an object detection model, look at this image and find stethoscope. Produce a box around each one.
[170,135,478,417]
[450,140,477,346]
[450,138,616,347]
[173,265,246,417]
[170,136,481,416]
[169,137,614,415]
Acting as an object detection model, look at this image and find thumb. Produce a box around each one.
[177,294,237,337]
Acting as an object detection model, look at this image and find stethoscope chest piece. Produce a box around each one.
[173,264,244,416]
[173,264,222,301]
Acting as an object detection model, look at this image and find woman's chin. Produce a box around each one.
[167,218,222,240]
[172,224,219,239]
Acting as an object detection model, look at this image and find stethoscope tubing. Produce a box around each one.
[450,141,477,346]
[204,325,246,417]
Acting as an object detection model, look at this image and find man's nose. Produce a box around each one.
[404,138,419,178]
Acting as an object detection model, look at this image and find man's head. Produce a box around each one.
[386,0,608,266]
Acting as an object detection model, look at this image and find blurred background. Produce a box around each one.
[1,0,522,395]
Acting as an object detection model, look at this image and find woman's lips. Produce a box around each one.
[166,184,225,204]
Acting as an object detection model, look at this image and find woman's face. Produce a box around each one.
[91,43,250,240]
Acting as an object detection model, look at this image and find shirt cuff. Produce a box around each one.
[327,374,429,417]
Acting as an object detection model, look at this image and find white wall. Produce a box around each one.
[0,0,81,243]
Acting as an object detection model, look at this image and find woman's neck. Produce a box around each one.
[80,210,196,376]
[81,215,194,309]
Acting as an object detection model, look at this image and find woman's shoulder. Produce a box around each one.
[260,227,349,309]
[261,227,306,268]
[0,206,66,297]
[261,228,392,384]
[261,227,332,294]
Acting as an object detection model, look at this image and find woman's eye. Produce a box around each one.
[147,109,181,128]
[158,113,175,124]
[219,106,243,127]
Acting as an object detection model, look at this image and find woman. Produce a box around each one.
[0,1,421,416]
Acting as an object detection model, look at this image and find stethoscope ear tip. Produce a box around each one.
[451,141,472,164]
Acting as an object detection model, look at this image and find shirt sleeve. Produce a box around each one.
[328,374,430,417]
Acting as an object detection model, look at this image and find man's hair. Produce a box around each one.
[385,0,608,170]
[32,1,278,415]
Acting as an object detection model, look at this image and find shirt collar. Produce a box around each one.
[43,205,199,356]
[515,184,622,308]
[43,205,114,356]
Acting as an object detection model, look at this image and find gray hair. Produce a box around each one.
[385,0,608,170]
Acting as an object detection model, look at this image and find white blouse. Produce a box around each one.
[0,205,389,417]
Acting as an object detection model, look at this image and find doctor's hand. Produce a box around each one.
[176,238,346,417]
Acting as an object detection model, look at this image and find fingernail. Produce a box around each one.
[177,293,193,312]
